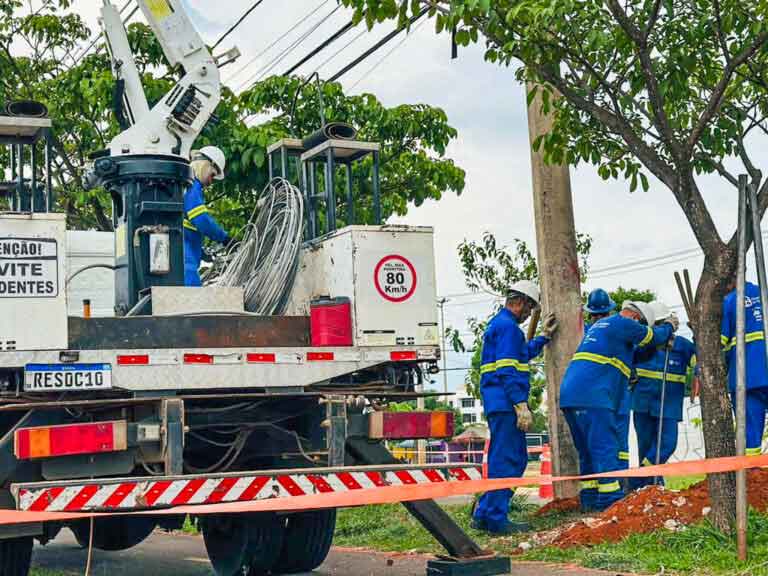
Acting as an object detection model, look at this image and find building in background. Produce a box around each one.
[449,388,485,426]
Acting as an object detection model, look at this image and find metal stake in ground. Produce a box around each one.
[654,339,672,485]
[735,174,749,561]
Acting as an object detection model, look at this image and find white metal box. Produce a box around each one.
[151,286,245,315]
[66,230,115,318]
[286,226,439,347]
[0,213,67,350]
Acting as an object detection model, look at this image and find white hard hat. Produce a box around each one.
[196,146,226,180]
[649,301,671,324]
[623,300,655,326]
[508,280,540,306]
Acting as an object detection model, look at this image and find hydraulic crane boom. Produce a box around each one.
[99,0,222,159]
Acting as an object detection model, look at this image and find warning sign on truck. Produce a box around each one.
[374,255,417,303]
[0,237,58,298]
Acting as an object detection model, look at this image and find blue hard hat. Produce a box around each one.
[584,288,617,314]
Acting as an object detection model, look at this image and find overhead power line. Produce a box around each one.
[224,0,330,86]
[235,2,341,92]
[70,0,135,64]
[308,28,366,76]
[328,7,428,82]
[282,18,356,76]
[349,16,428,90]
[212,0,269,50]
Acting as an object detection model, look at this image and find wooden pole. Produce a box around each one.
[527,84,580,498]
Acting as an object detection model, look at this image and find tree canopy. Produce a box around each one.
[0,0,465,232]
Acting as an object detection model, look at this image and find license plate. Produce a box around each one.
[24,364,113,392]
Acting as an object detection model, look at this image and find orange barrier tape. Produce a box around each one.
[1,453,766,525]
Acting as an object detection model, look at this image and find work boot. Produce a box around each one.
[470,518,487,531]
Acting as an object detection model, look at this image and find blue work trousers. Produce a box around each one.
[617,412,630,470]
[631,412,678,489]
[745,388,768,455]
[473,411,528,532]
[562,408,623,511]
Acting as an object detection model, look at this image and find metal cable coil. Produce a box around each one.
[206,177,304,315]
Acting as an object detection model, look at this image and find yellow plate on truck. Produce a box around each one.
[24,363,112,392]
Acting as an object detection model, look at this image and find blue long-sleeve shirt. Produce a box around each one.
[561,315,673,411]
[632,335,697,421]
[183,179,229,286]
[479,307,549,414]
[721,282,768,392]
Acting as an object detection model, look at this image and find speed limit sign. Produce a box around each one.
[374,255,417,303]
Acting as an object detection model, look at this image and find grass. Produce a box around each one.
[666,473,707,491]
[30,570,74,576]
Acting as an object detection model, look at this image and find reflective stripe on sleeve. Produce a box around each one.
[723,331,765,352]
[638,326,654,347]
[571,352,631,378]
[183,219,198,231]
[580,480,598,490]
[480,359,531,375]
[187,205,208,219]
[618,451,630,461]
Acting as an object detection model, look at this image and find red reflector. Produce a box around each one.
[184,354,214,364]
[307,352,334,362]
[117,355,149,366]
[368,411,455,440]
[247,353,276,363]
[15,421,127,460]
[390,351,418,361]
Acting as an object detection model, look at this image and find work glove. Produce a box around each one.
[514,402,533,432]
[665,313,680,333]
[541,313,559,338]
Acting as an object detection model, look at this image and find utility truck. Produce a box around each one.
[0,2,506,575]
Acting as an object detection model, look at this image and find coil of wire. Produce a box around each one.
[206,177,304,315]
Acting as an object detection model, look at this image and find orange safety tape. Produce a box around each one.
[1,453,767,525]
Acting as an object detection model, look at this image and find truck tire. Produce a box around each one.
[71,517,157,551]
[202,513,285,576]
[272,509,336,574]
[0,537,32,576]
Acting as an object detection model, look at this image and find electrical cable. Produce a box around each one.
[328,8,428,82]
[224,0,330,86]
[69,1,138,67]
[66,263,126,287]
[282,17,356,76]
[235,3,341,92]
[309,28,366,77]
[349,16,428,90]
[205,178,304,315]
[212,0,269,50]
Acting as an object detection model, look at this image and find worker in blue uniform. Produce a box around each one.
[721,280,768,456]
[582,289,632,471]
[584,288,617,331]
[631,301,697,489]
[561,301,677,511]
[183,146,232,286]
[472,280,559,535]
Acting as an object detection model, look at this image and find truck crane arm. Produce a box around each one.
[100,0,224,159]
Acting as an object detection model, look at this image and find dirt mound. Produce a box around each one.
[551,469,768,548]
[535,497,580,517]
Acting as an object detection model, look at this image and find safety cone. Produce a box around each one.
[538,444,554,500]
[481,438,490,479]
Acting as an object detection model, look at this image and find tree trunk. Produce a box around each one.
[694,259,737,532]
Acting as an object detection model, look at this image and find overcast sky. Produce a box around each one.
[69,1,762,392]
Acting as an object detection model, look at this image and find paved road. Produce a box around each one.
[32,530,630,576]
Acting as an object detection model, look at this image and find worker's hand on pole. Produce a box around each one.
[514,402,533,432]
[666,312,680,332]
[691,376,701,403]
[541,313,559,338]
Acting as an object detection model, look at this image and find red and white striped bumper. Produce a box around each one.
[12,465,482,513]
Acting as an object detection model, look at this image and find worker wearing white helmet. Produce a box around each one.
[630,301,697,488]
[560,299,678,511]
[472,280,559,535]
[183,146,232,286]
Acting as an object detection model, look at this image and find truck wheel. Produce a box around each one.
[202,513,285,576]
[0,537,32,576]
[272,509,336,574]
[71,517,157,551]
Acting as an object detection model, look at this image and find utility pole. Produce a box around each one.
[526,83,580,498]
[438,297,449,402]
